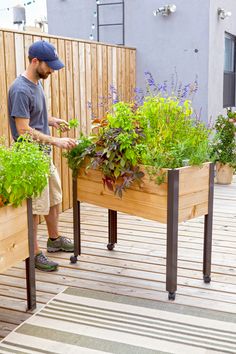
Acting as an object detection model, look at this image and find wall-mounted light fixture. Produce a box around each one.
[153,4,176,17]
[218,8,232,20]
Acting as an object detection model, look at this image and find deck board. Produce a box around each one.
[0,180,236,340]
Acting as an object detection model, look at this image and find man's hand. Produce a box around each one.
[53,137,77,149]
[49,117,69,132]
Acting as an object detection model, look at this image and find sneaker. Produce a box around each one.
[47,236,74,253]
[35,252,58,272]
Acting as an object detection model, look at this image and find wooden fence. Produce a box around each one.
[0,28,136,211]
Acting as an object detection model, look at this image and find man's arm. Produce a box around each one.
[48,116,69,132]
[15,117,76,149]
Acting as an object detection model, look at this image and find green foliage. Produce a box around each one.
[68,119,79,129]
[137,96,211,170]
[0,137,50,207]
[211,114,236,169]
[65,95,211,197]
[63,134,94,178]
[91,102,146,196]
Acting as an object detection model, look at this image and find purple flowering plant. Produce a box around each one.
[143,70,198,104]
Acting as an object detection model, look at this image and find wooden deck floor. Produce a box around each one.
[0,180,236,340]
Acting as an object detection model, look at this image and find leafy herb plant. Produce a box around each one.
[90,102,146,197]
[138,96,211,169]
[64,134,94,178]
[0,137,50,207]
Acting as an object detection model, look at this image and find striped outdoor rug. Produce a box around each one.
[0,288,236,354]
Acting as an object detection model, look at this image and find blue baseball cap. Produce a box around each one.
[28,40,64,70]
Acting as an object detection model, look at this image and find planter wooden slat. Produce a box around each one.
[0,202,28,273]
[77,162,210,223]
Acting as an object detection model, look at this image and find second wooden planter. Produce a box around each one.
[0,200,36,310]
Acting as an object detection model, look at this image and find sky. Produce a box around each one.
[0,0,47,29]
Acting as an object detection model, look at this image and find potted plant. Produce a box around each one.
[211,113,236,184]
[0,137,50,309]
[65,94,214,300]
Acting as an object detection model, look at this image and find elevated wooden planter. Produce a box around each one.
[0,200,36,310]
[72,162,214,300]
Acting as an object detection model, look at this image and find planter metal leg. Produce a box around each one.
[71,178,81,264]
[108,209,117,250]
[166,170,179,301]
[203,163,214,283]
[25,198,36,311]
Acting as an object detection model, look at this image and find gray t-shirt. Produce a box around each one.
[8,75,50,141]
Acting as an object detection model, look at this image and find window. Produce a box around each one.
[224,34,235,72]
[223,33,236,108]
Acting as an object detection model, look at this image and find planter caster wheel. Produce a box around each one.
[203,275,211,283]
[168,292,176,301]
[107,243,115,251]
[70,255,78,264]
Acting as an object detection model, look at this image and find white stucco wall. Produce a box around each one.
[47,0,236,123]
[125,0,210,122]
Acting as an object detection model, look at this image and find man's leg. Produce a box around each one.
[32,167,59,271]
[45,203,74,252]
[45,162,74,252]
[44,203,60,238]
[33,212,59,272]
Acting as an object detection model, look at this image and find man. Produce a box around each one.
[8,40,77,272]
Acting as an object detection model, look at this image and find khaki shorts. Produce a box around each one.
[32,161,62,215]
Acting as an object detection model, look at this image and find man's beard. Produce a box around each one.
[36,68,51,80]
